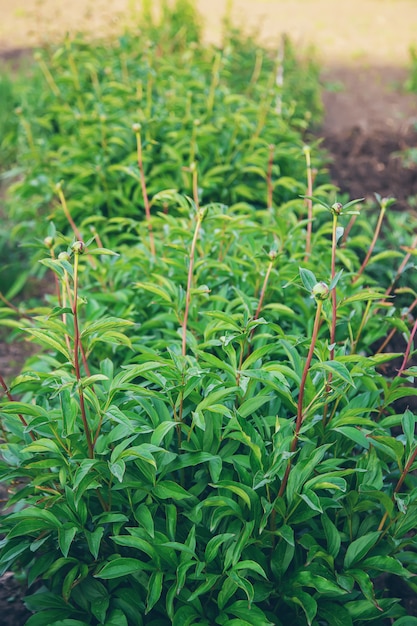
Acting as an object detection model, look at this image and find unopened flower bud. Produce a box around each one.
[312,282,329,301]
[132,123,141,133]
[71,241,85,255]
[44,236,54,249]
[58,251,70,261]
[331,202,343,215]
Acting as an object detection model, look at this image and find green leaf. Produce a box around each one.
[111,536,156,560]
[95,557,149,579]
[300,489,323,513]
[232,560,267,579]
[299,267,317,293]
[22,328,70,360]
[226,600,274,625]
[85,526,104,559]
[348,569,379,608]
[172,605,200,626]
[186,574,220,602]
[237,395,271,418]
[322,514,341,558]
[153,481,193,500]
[135,503,155,538]
[319,601,353,626]
[150,421,177,446]
[344,531,381,569]
[333,426,370,449]
[146,571,163,614]
[402,409,416,451]
[295,571,345,596]
[212,480,253,508]
[311,360,355,387]
[22,438,63,454]
[58,526,78,558]
[9,507,62,529]
[205,533,235,564]
[197,386,239,412]
[286,590,317,626]
[361,555,412,578]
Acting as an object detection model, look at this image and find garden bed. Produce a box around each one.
[2,3,417,625]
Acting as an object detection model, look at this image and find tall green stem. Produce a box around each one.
[278,297,324,497]
[182,170,203,357]
[72,246,94,458]
[352,202,387,284]
[134,124,155,257]
[303,145,313,261]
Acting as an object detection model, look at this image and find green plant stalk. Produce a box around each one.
[376,296,417,355]
[207,52,222,115]
[384,234,417,300]
[247,48,263,96]
[19,115,35,152]
[267,144,274,209]
[253,70,276,139]
[379,444,417,531]
[49,247,63,308]
[330,212,338,358]
[57,186,83,242]
[0,291,32,320]
[278,299,323,498]
[303,146,313,261]
[352,203,386,284]
[36,56,61,97]
[396,315,417,378]
[146,74,154,119]
[275,35,285,115]
[182,170,203,357]
[135,128,156,256]
[0,374,36,440]
[351,298,372,355]
[62,267,91,378]
[340,213,358,248]
[66,42,81,92]
[237,257,274,387]
[322,211,338,426]
[72,251,94,459]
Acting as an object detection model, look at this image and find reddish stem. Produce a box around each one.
[278,300,323,497]
[379,444,417,531]
[376,296,417,355]
[396,315,417,378]
[352,204,386,284]
[182,170,203,357]
[135,129,155,257]
[57,186,83,242]
[72,254,94,458]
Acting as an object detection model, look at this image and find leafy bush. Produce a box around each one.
[4,0,323,252]
[2,3,417,626]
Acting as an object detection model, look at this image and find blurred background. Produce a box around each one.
[1,0,417,64]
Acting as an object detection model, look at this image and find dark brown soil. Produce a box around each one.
[320,65,417,211]
[322,125,417,210]
[0,572,31,626]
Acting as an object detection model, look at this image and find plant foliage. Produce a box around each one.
[1,2,417,626]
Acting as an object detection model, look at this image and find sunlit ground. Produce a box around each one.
[1,0,417,64]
